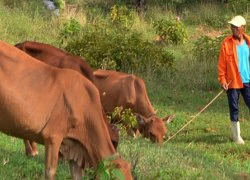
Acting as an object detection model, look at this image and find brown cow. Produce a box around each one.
[0,41,132,180]
[14,41,119,157]
[93,69,173,144]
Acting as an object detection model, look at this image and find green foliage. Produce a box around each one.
[62,24,175,73]
[54,0,66,10]
[2,0,26,8]
[228,0,250,14]
[110,4,136,29]
[0,1,60,44]
[96,157,125,180]
[203,14,229,29]
[1,0,51,19]
[153,18,187,45]
[177,33,228,90]
[192,33,227,62]
[109,107,138,129]
[183,3,230,29]
[65,0,78,3]
[59,18,81,45]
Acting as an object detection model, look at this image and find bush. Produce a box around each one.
[95,157,125,180]
[83,157,124,179]
[60,22,175,73]
[108,107,138,129]
[110,4,137,29]
[192,33,227,62]
[59,18,81,45]
[54,0,65,10]
[153,18,187,45]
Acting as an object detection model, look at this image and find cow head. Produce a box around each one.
[136,114,167,144]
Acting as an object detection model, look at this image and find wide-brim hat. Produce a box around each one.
[228,15,246,27]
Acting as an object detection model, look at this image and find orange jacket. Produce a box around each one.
[218,33,250,89]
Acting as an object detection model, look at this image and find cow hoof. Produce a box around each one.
[26,150,39,157]
[31,150,39,157]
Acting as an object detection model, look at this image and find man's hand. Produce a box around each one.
[222,82,228,91]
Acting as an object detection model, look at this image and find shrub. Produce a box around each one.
[59,18,81,45]
[61,23,175,73]
[110,4,137,29]
[153,18,187,45]
[95,157,125,180]
[192,33,227,62]
[108,107,138,130]
[83,157,124,179]
[54,0,65,10]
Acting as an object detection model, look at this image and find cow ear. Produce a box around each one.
[163,114,176,124]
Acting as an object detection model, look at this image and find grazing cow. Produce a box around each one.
[14,41,119,157]
[93,69,174,144]
[0,41,132,180]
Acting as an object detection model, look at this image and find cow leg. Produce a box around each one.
[24,140,39,157]
[69,160,82,180]
[30,141,38,156]
[24,140,32,156]
[44,137,62,180]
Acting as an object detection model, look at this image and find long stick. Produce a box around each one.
[165,88,225,143]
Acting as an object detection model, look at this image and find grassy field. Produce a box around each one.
[0,0,250,179]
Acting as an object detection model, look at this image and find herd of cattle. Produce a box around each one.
[0,40,174,179]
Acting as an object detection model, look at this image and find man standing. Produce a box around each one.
[218,15,250,144]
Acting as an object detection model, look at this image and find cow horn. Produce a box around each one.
[164,114,176,124]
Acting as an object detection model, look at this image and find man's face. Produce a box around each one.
[231,25,244,38]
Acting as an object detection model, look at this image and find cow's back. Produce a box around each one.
[15,41,94,82]
[93,69,155,117]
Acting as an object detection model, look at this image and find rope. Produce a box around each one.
[165,87,227,143]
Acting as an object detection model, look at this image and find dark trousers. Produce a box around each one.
[227,83,250,122]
